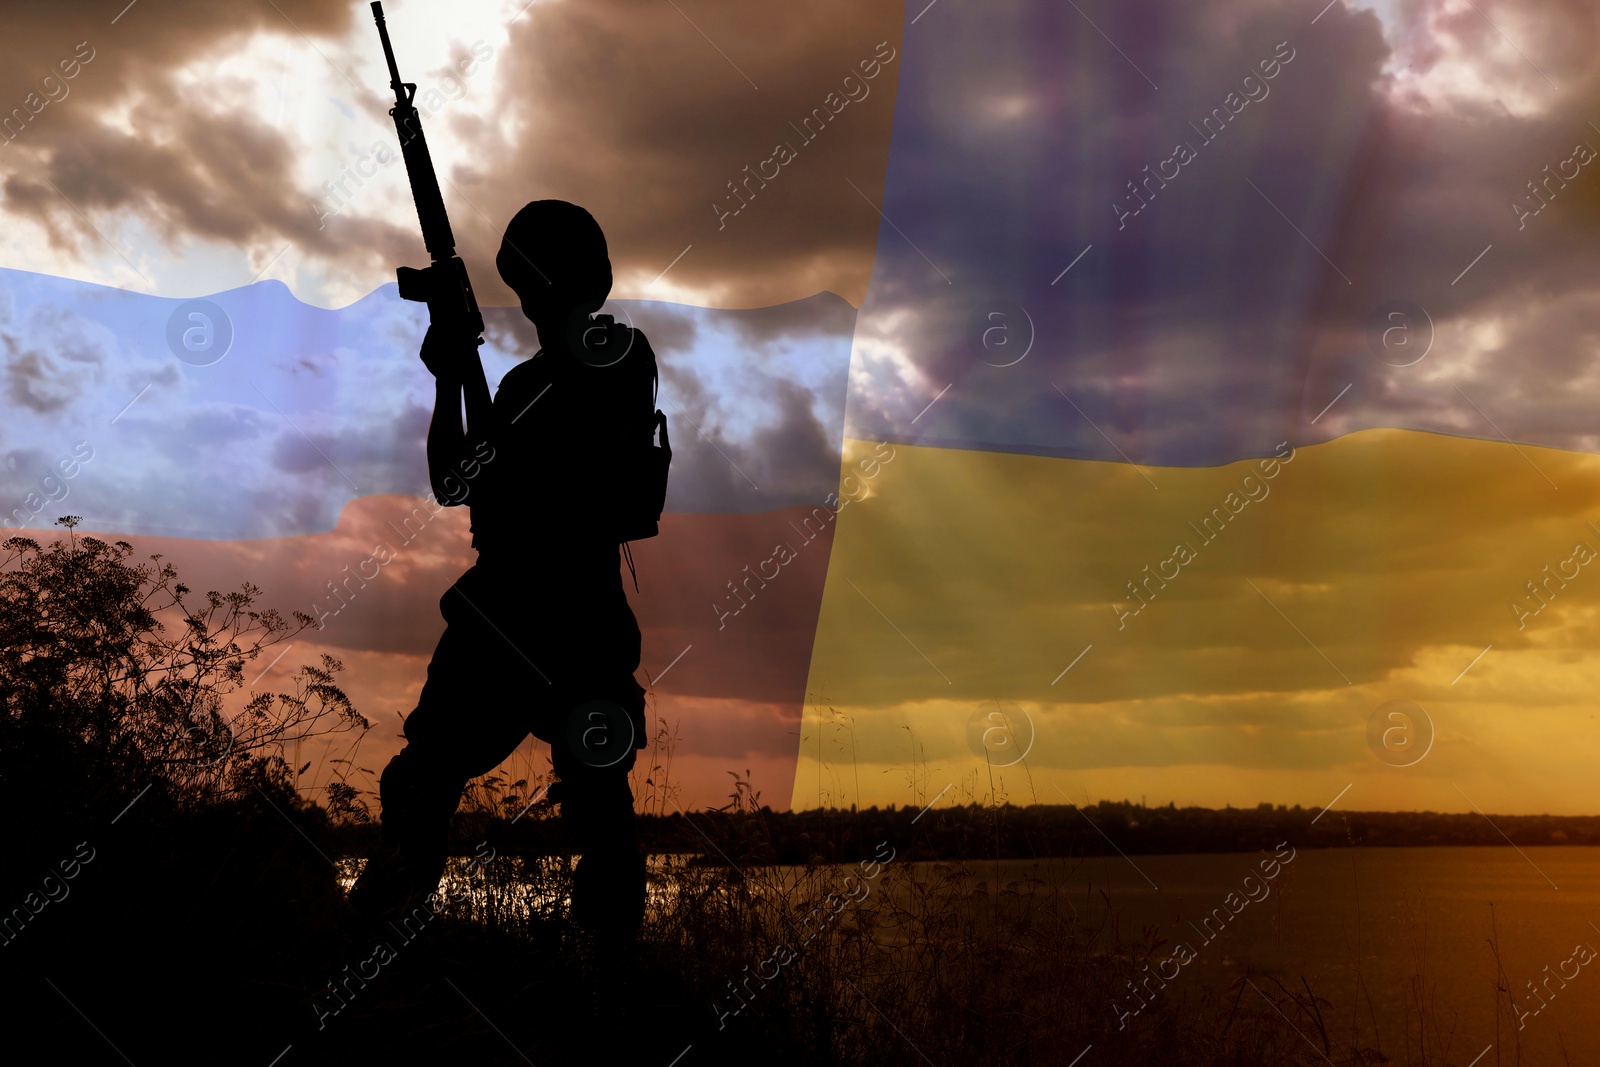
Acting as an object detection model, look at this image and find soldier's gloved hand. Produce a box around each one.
[419,323,476,381]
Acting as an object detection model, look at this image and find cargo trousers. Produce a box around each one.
[352,554,648,941]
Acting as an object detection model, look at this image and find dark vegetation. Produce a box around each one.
[0,521,1565,1065]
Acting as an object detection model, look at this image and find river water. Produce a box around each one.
[960,846,1600,1063]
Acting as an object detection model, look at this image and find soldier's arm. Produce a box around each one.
[420,324,480,505]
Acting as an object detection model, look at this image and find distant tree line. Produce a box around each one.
[398,796,1600,867]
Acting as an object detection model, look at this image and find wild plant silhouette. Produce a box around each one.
[1,517,369,849]
[0,517,374,1064]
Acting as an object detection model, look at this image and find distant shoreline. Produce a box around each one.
[370,801,1600,864]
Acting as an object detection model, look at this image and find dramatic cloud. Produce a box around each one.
[845,0,1600,465]
[0,0,902,309]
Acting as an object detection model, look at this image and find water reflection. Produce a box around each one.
[336,853,701,921]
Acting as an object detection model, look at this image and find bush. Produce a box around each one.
[0,517,369,860]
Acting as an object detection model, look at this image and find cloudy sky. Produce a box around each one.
[0,0,901,308]
[3,0,1600,816]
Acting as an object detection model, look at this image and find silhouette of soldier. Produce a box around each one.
[352,200,666,950]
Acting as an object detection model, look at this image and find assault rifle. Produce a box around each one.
[370,1,493,444]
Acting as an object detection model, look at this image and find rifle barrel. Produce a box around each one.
[370,2,404,99]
